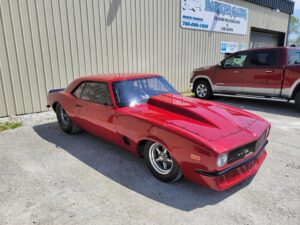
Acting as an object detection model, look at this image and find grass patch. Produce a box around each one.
[181,92,195,97]
[0,121,22,132]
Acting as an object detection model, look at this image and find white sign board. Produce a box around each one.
[181,0,249,35]
[220,41,238,53]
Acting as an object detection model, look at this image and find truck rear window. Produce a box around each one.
[288,49,300,65]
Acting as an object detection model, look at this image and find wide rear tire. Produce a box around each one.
[295,91,300,110]
[56,104,81,134]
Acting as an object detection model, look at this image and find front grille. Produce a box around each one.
[227,130,267,164]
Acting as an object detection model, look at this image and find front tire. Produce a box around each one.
[295,91,300,110]
[144,141,182,183]
[194,80,213,99]
[56,104,81,134]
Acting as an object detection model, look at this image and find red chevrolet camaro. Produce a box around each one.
[47,73,270,191]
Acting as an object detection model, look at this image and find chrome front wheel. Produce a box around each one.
[144,141,182,183]
[149,143,174,175]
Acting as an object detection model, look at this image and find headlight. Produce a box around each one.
[217,153,228,167]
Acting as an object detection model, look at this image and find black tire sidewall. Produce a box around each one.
[144,141,181,183]
[194,80,213,99]
[295,92,300,110]
[56,104,74,134]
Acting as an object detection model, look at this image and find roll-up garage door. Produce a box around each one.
[250,28,285,49]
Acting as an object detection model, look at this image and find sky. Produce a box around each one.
[289,0,300,41]
[294,0,300,18]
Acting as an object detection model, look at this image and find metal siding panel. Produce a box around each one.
[66,0,80,80]
[103,0,114,72]
[139,0,146,72]
[87,0,98,74]
[0,3,15,116]
[52,0,67,88]
[130,0,138,72]
[99,0,109,73]
[0,63,8,117]
[74,0,86,76]
[148,0,154,72]
[59,0,74,84]
[36,0,54,91]
[120,0,128,72]
[92,0,103,73]
[80,0,92,75]
[10,0,34,113]
[136,0,142,72]
[19,0,41,112]
[110,0,121,72]
[245,0,294,14]
[44,0,61,88]
[27,0,47,112]
[0,0,25,114]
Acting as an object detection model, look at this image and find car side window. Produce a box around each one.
[72,82,85,98]
[288,49,300,65]
[223,53,248,68]
[248,50,277,67]
[80,82,112,105]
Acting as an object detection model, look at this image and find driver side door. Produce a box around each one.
[72,81,117,143]
[214,52,250,94]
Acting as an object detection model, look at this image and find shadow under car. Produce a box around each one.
[34,121,255,212]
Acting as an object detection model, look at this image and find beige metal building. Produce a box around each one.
[0,0,295,117]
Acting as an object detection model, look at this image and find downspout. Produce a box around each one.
[286,14,291,46]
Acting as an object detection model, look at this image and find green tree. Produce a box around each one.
[288,16,300,45]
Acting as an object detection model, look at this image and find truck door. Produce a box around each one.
[242,49,283,96]
[214,52,250,93]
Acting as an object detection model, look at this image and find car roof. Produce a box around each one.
[76,73,161,82]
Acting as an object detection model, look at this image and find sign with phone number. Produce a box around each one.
[181,0,249,35]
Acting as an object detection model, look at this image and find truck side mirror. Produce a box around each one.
[219,61,226,69]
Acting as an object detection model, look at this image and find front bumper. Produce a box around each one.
[193,141,268,191]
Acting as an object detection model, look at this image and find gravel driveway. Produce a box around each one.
[0,96,300,225]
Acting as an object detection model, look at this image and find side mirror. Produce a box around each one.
[218,61,225,69]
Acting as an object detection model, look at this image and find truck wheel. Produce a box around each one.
[295,92,300,110]
[194,80,213,99]
[56,103,81,134]
[144,141,182,183]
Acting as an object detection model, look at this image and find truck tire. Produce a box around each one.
[194,80,213,99]
[295,91,300,110]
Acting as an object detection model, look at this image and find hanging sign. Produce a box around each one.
[181,0,249,35]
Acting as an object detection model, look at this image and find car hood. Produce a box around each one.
[130,94,267,142]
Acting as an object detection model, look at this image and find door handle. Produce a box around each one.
[75,104,82,108]
[265,70,274,73]
[233,70,241,74]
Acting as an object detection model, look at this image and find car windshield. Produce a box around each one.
[112,76,178,107]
